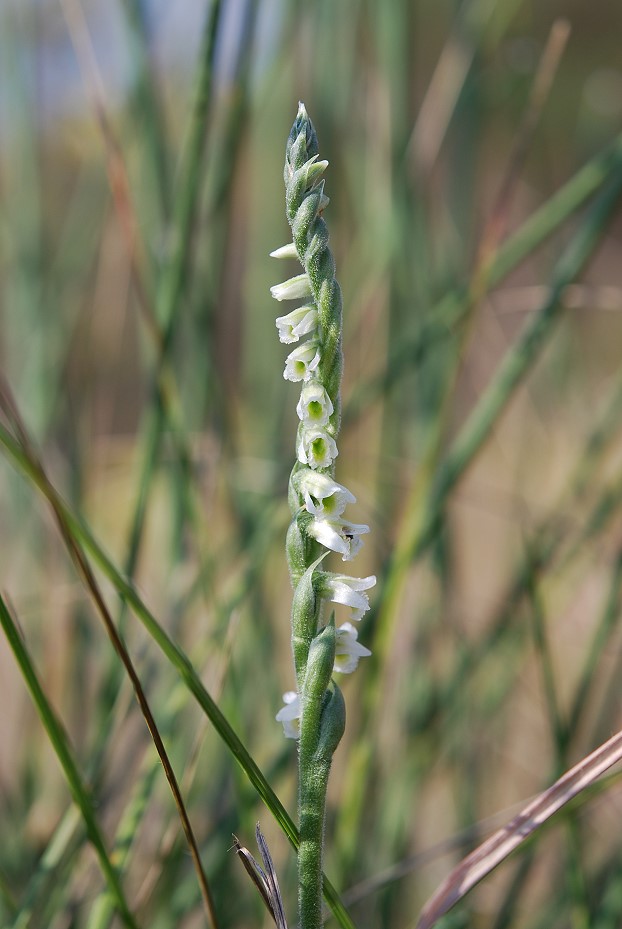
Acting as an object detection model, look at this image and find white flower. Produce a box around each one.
[296,380,333,426]
[307,516,370,561]
[283,341,320,382]
[321,573,376,620]
[297,428,338,470]
[275,305,318,344]
[270,242,299,260]
[270,274,312,302]
[334,622,372,674]
[276,691,300,739]
[297,470,355,517]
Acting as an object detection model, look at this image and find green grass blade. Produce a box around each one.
[423,170,622,555]
[345,130,622,425]
[121,0,171,224]
[0,595,141,929]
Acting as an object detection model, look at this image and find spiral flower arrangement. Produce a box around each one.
[270,103,375,929]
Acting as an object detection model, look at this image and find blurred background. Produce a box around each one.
[2,0,622,927]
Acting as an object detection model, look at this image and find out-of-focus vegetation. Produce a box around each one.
[2,1,622,927]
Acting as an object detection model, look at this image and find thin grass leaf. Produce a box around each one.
[60,0,158,338]
[0,595,141,929]
[345,129,622,426]
[424,170,622,549]
[0,381,220,929]
[416,728,622,929]
[120,0,223,601]
[10,806,83,929]
[86,759,160,929]
[232,825,289,929]
[120,0,171,223]
[255,823,289,929]
[233,834,276,920]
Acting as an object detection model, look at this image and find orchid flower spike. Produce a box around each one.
[270,103,375,929]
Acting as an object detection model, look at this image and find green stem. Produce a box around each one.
[298,755,331,929]
[296,624,342,929]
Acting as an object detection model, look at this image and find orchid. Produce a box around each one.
[334,623,372,674]
[283,341,321,382]
[270,104,374,929]
[276,305,318,344]
[307,515,370,561]
[297,427,338,470]
[297,469,355,517]
[296,380,333,426]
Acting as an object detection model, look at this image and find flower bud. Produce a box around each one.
[270,242,299,260]
[316,682,345,760]
[285,514,308,583]
[302,621,336,705]
[270,273,312,302]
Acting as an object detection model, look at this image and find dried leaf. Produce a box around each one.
[417,728,622,929]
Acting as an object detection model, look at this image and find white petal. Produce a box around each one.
[321,574,375,620]
[270,274,312,302]
[331,574,376,592]
[337,519,370,561]
[276,691,301,739]
[307,517,350,557]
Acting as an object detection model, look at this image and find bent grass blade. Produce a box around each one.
[416,728,622,929]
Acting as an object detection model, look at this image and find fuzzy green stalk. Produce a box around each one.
[298,625,345,929]
[279,104,347,929]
